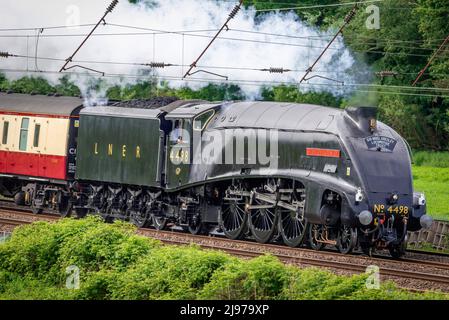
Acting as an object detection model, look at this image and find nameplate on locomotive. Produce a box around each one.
[365,136,397,152]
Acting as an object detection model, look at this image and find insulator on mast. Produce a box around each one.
[106,0,119,13]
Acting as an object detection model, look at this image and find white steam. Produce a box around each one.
[0,0,369,99]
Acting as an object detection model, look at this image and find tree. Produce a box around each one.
[415,0,449,85]
[9,76,55,95]
[261,85,341,107]
[0,73,9,91]
[54,76,81,96]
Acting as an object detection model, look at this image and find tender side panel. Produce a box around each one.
[0,113,70,180]
[76,114,162,187]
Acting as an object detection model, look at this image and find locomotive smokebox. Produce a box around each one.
[344,106,378,134]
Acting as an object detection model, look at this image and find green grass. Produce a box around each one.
[413,151,449,168]
[413,166,449,221]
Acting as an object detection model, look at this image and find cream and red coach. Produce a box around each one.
[0,93,82,213]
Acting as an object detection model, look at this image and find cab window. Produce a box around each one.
[193,110,215,131]
[19,118,29,151]
[170,120,183,143]
[170,120,191,145]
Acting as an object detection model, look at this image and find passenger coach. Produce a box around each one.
[0,93,82,213]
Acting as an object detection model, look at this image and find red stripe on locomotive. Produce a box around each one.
[306,148,341,158]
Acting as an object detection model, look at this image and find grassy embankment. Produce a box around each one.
[412,152,449,221]
[0,217,447,300]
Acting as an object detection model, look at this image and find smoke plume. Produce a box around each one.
[0,0,370,99]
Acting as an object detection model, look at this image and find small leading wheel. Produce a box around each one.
[337,225,357,254]
[389,241,406,259]
[248,198,277,244]
[152,215,167,230]
[220,199,248,240]
[309,224,325,251]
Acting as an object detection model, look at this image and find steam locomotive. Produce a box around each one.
[0,92,432,257]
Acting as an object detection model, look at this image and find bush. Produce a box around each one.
[0,218,448,300]
[199,255,290,300]
[0,217,160,285]
[104,246,231,300]
[280,268,367,300]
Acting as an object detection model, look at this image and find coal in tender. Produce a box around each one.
[110,96,179,109]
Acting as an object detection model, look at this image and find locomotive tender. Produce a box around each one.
[0,92,431,257]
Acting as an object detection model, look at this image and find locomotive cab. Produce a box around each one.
[164,103,220,190]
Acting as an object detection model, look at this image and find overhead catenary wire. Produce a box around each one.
[183,0,244,79]
[2,68,449,100]
[0,32,437,58]
[0,24,98,32]
[1,21,447,53]
[300,3,359,83]
[0,0,439,36]
[2,22,448,47]
[412,33,449,86]
[0,1,384,33]
[0,30,443,53]
[59,0,119,73]
[6,52,449,81]
[0,1,447,96]
[2,67,449,97]
[0,51,18,58]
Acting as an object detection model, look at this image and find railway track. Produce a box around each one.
[136,228,449,289]
[0,207,59,224]
[1,206,449,292]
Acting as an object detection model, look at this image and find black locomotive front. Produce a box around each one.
[335,107,431,257]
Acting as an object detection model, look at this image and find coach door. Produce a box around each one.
[0,120,9,172]
[165,119,192,189]
[35,120,48,178]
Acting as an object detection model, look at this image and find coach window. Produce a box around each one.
[2,121,9,145]
[33,124,41,148]
[19,118,30,151]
